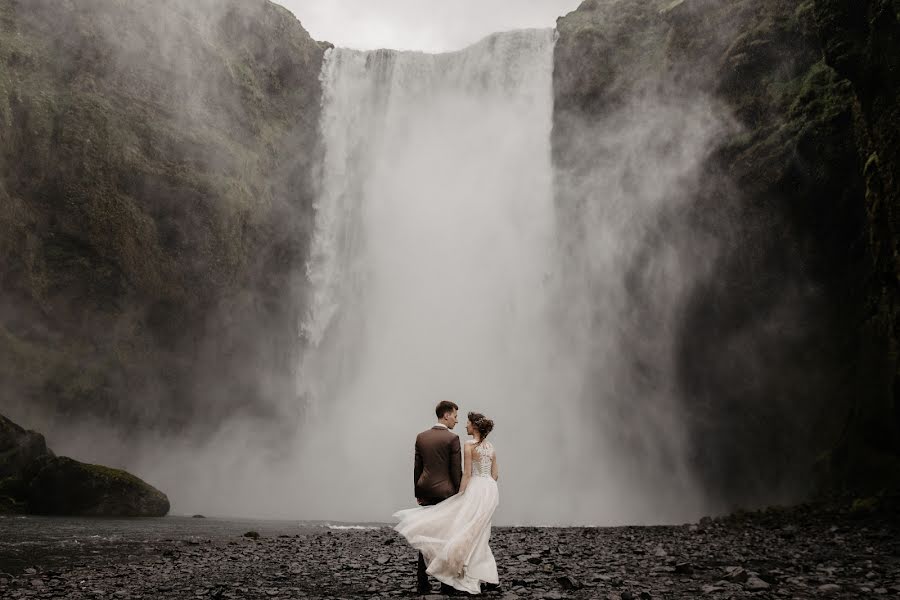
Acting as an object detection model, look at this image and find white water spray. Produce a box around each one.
[296,29,712,525]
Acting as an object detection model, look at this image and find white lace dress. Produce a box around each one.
[393,440,499,594]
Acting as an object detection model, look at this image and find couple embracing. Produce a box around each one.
[393,401,500,595]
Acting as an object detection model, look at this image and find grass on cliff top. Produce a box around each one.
[62,459,153,489]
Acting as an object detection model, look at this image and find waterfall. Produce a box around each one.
[297,28,708,525]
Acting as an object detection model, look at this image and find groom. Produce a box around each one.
[413,400,462,594]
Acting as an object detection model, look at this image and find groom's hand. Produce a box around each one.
[416,498,425,506]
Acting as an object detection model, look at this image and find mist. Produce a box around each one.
[277,0,582,52]
[1,0,846,526]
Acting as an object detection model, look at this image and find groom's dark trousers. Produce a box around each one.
[413,426,462,590]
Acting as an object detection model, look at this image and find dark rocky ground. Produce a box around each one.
[1,502,899,599]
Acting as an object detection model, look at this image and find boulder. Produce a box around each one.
[24,456,169,517]
[0,414,169,517]
[0,414,53,479]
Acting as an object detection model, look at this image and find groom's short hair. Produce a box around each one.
[435,400,459,419]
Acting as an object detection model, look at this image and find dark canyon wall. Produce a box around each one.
[0,0,896,509]
[553,0,899,507]
[0,0,325,433]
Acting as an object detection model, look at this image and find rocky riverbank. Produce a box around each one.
[1,502,898,599]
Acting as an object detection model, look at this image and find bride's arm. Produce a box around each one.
[458,443,473,494]
[491,449,499,481]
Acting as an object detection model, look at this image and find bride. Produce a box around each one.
[394,412,500,594]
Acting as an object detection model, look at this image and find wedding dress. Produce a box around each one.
[393,440,499,594]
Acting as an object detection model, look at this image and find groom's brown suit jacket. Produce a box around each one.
[414,425,462,504]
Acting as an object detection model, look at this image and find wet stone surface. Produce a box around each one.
[1,505,898,599]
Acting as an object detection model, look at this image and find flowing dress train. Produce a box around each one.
[393,441,499,594]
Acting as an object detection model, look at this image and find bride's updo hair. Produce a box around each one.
[467,412,494,441]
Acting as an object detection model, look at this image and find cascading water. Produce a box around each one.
[296,28,710,525]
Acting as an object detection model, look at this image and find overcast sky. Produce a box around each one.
[276,0,582,52]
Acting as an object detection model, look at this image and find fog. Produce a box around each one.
[41,26,722,526]
[276,0,581,52]
[2,0,832,526]
[283,29,731,525]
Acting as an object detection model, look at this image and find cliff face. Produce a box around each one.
[812,0,900,492]
[1,0,896,512]
[554,0,899,506]
[0,413,169,516]
[0,0,325,431]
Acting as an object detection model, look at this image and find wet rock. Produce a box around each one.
[555,575,582,590]
[1,502,898,599]
[745,576,770,591]
[0,417,51,481]
[817,583,841,594]
[25,456,169,517]
[242,531,260,539]
[724,566,748,582]
[0,415,169,517]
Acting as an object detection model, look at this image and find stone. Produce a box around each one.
[555,575,582,590]
[745,576,770,591]
[724,566,748,583]
[24,456,169,517]
[0,417,52,481]
[816,584,841,594]
[0,415,169,517]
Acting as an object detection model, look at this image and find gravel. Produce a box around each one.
[0,503,898,599]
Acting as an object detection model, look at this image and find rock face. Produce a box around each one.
[553,0,899,504]
[811,0,900,494]
[0,0,896,512]
[24,456,170,517]
[0,0,325,431]
[0,414,169,516]
[0,410,52,479]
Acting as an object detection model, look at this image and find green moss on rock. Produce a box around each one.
[0,413,169,516]
[0,0,325,429]
[25,456,170,517]
[554,0,899,506]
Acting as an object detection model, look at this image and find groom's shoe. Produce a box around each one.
[416,581,431,595]
[439,583,465,596]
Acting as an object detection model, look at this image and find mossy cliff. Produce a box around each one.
[553,0,899,506]
[0,0,896,512]
[0,414,168,515]
[0,0,325,430]
[811,0,900,495]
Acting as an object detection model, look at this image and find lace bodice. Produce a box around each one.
[469,441,494,478]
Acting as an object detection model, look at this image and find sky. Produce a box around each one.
[276,0,583,52]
